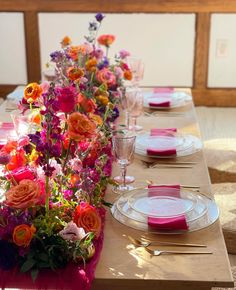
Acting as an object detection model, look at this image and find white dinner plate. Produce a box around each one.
[135,134,202,158]
[143,91,191,109]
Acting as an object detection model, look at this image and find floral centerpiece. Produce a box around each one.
[0,13,132,283]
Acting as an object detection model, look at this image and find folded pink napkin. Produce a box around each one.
[148,98,171,108]
[148,185,189,231]
[153,87,174,93]
[150,128,177,137]
[147,130,177,156]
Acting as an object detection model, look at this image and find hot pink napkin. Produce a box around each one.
[147,129,177,157]
[153,87,174,93]
[148,98,171,108]
[150,128,177,137]
[147,185,189,231]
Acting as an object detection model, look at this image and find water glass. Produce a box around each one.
[125,87,143,132]
[112,133,136,193]
[127,57,144,86]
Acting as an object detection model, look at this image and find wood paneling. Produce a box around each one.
[193,89,236,106]
[1,0,236,13]
[194,13,210,88]
[24,12,41,83]
[0,85,17,99]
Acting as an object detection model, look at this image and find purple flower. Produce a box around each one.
[95,13,105,22]
[0,240,18,270]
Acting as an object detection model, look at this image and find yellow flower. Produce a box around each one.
[96,95,109,106]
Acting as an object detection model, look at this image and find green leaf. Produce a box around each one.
[20,258,36,273]
[31,268,39,282]
[101,199,113,208]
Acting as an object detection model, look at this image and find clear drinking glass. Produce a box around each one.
[127,56,144,86]
[11,110,38,137]
[126,87,143,132]
[112,133,136,193]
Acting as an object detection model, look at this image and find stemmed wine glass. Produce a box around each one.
[126,56,144,86]
[112,132,136,193]
[126,87,143,132]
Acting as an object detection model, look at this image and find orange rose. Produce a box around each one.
[5,179,43,209]
[73,203,101,237]
[85,58,97,72]
[96,68,116,87]
[67,45,90,61]
[124,70,133,81]
[97,34,115,47]
[67,112,96,141]
[13,224,36,247]
[77,94,97,113]
[61,36,71,47]
[67,67,84,81]
[24,83,42,102]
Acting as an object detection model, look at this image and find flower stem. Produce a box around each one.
[62,139,72,172]
[5,167,18,186]
[45,175,49,216]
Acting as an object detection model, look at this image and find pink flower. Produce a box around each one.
[114,66,124,78]
[40,81,50,94]
[59,221,86,241]
[9,166,35,183]
[96,68,116,87]
[119,49,131,59]
[18,136,30,148]
[56,86,77,113]
[70,158,83,171]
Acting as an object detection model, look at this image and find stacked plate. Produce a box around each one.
[135,133,202,158]
[111,187,219,234]
[143,91,191,109]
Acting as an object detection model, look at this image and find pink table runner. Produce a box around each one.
[0,208,106,290]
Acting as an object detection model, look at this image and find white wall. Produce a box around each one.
[38,13,195,87]
[0,13,27,84]
[208,14,236,88]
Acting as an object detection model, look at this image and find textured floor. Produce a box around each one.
[196,107,236,141]
[196,107,236,284]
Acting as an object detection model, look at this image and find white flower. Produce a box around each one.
[59,221,86,241]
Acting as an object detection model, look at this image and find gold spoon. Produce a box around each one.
[128,236,207,248]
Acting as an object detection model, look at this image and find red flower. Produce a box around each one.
[8,167,35,183]
[7,149,27,171]
[56,86,77,113]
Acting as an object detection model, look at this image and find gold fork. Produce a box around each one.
[145,247,212,256]
[128,236,207,248]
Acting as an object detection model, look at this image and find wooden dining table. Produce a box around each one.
[91,89,234,290]
[0,88,233,290]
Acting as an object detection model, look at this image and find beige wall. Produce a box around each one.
[0,13,27,84]
[1,12,236,88]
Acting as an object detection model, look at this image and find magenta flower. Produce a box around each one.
[55,86,77,113]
